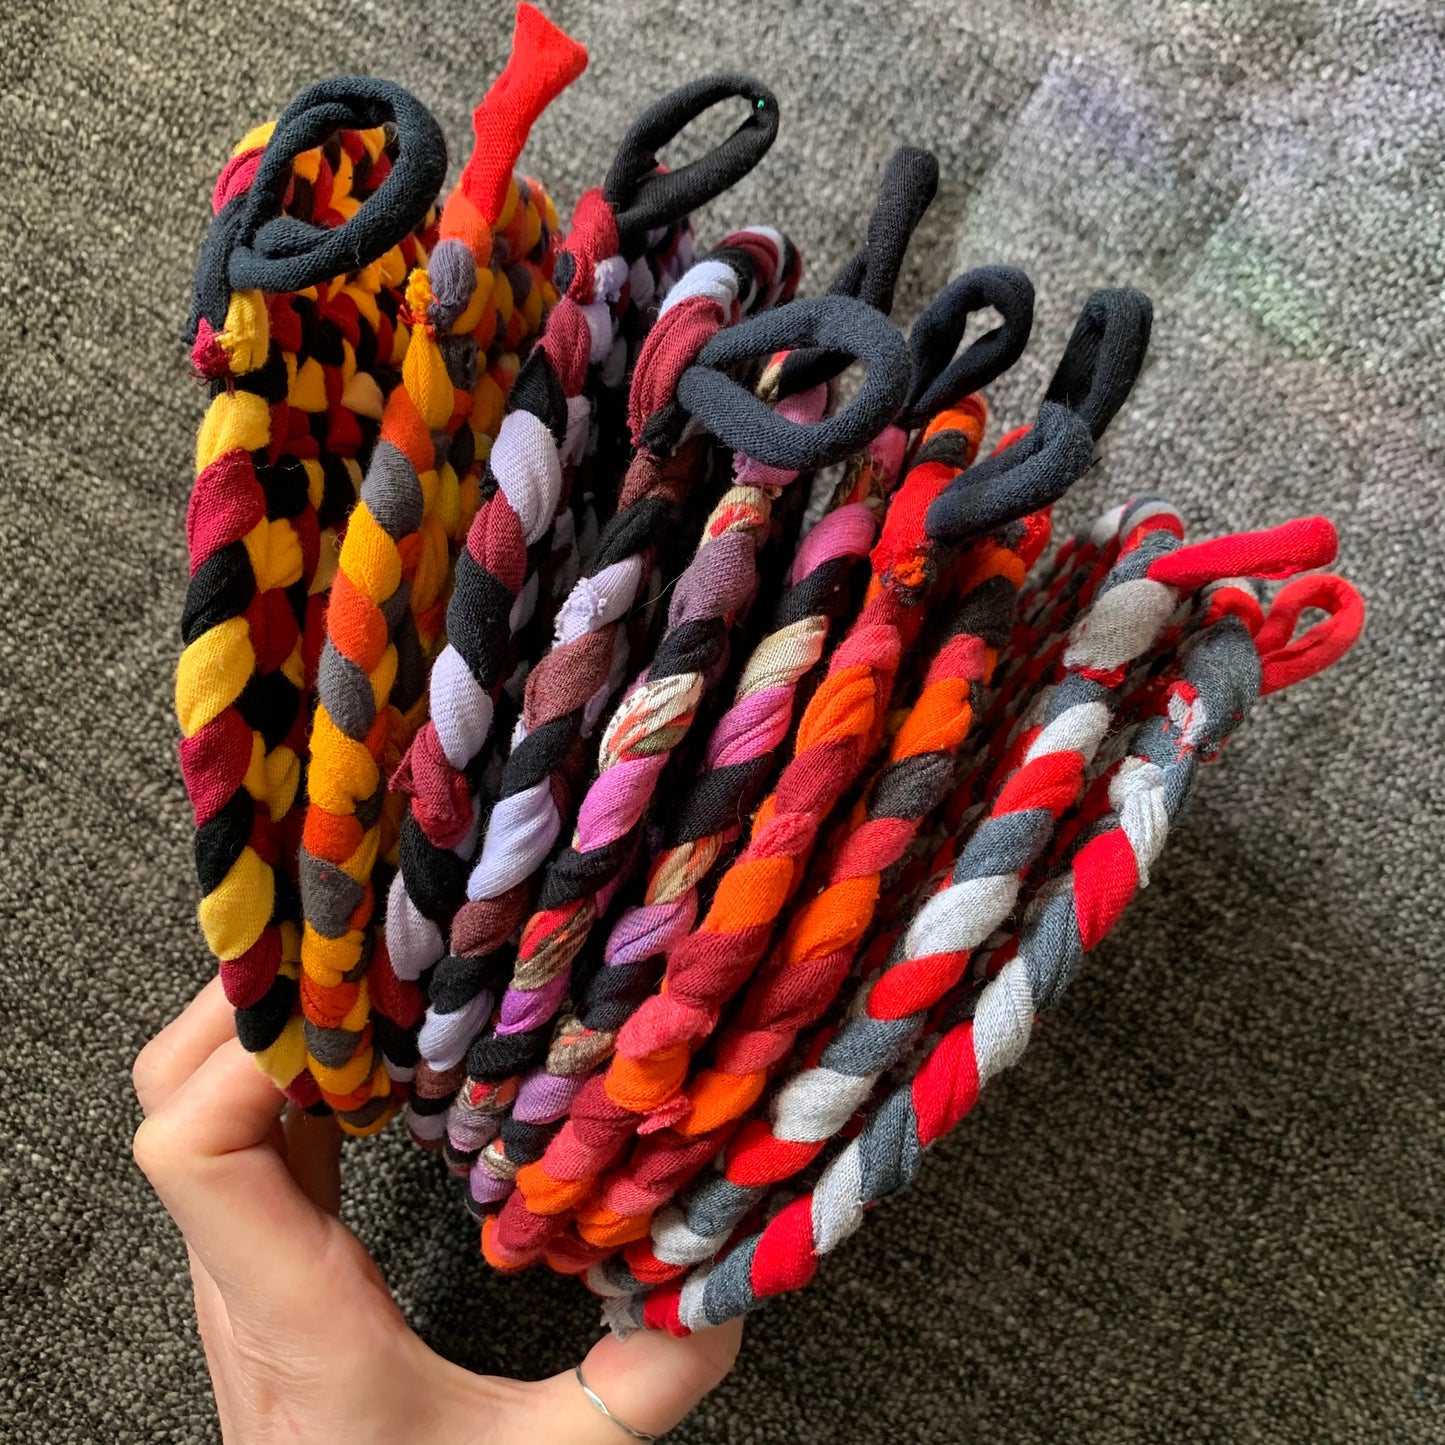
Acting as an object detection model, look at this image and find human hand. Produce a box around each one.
[132,978,742,1443]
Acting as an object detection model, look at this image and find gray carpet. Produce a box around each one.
[2,0,1443,1439]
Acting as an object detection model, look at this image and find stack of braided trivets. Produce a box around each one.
[174,3,1366,1336]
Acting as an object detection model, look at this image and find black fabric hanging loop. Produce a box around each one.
[900,265,1035,429]
[851,145,940,317]
[603,73,780,258]
[777,145,940,398]
[188,76,448,339]
[924,286,1153,543]
[924,400,1095,544]
[677,295,913,472]
[1044,287,1153,440]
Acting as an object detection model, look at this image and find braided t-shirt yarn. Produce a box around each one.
[171,1,1366,1336]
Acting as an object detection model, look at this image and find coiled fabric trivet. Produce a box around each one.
[291,16,580,1129]
[593,505,1361,1331]
[462,145,961,1218]
[394,71,782,1143]
[428,223,803,1150]
[178,78,447,1116]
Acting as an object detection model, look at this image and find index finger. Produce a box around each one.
[133,975,235,1115]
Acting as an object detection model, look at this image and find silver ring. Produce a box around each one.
[575,1362,661,1442]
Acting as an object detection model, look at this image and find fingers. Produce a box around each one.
[521,1317,744,1442]
[132,1035,332,1299]
[132,975,235,1115]
[283,1108,343,1215]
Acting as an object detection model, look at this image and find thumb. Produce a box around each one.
[517,1316,743,1441]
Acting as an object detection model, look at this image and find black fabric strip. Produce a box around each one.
[498,712,576,796]
[1044,288,1153,441]
[312,317,345,368]
[449,551,516,685]
[868,751,954,821]
[910,427,978,474]
[448,416,475,479]
[592,494,674,572]
[646,616,726,684]
[317,455,356,532]
[397,812,470,922]
[901,265,1035,428]
[181,544,254,644]
[603,74,780,257]
[679,296,912,472]
[372,1014,419,1069]
[497,1116,553,1162]
[226,345,290,402]
[193,791,253,894]
[284,577,308,634]
[235,670,300,753]
[665,755,773,846]
[581,952,667,1031]
[772,554,858,629]
[538,833,637,912]
[189,77,448,336]
[926,401,1096,545]
[777,145,939,396]
[430,952,496,1011]
[508,345,569,443]
[466,1023,548,1079]
[235,975,295,1053]
[948,573,1019,652]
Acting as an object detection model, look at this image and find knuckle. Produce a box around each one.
[131,1038,164,1103]
[131,1112,177,1180]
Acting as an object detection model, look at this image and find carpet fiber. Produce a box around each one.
[2,1,1442,1439]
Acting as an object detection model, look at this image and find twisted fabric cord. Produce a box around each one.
[177,97,436,1109]
[914,499,1170,893]
[298,28,577,1130]
[482,392,980,1269]
[462,151,967,1189]
[429,227,802,1148]
[601,552,1361,1334]
[604,502,1202,1283]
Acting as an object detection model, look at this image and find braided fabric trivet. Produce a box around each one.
[292,20,578,1129]
[393,72,781,1139]
[460,145,953,1211]
[423,222,802,1141]
[594,509,1361,1332]
[177,79,446,1115]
